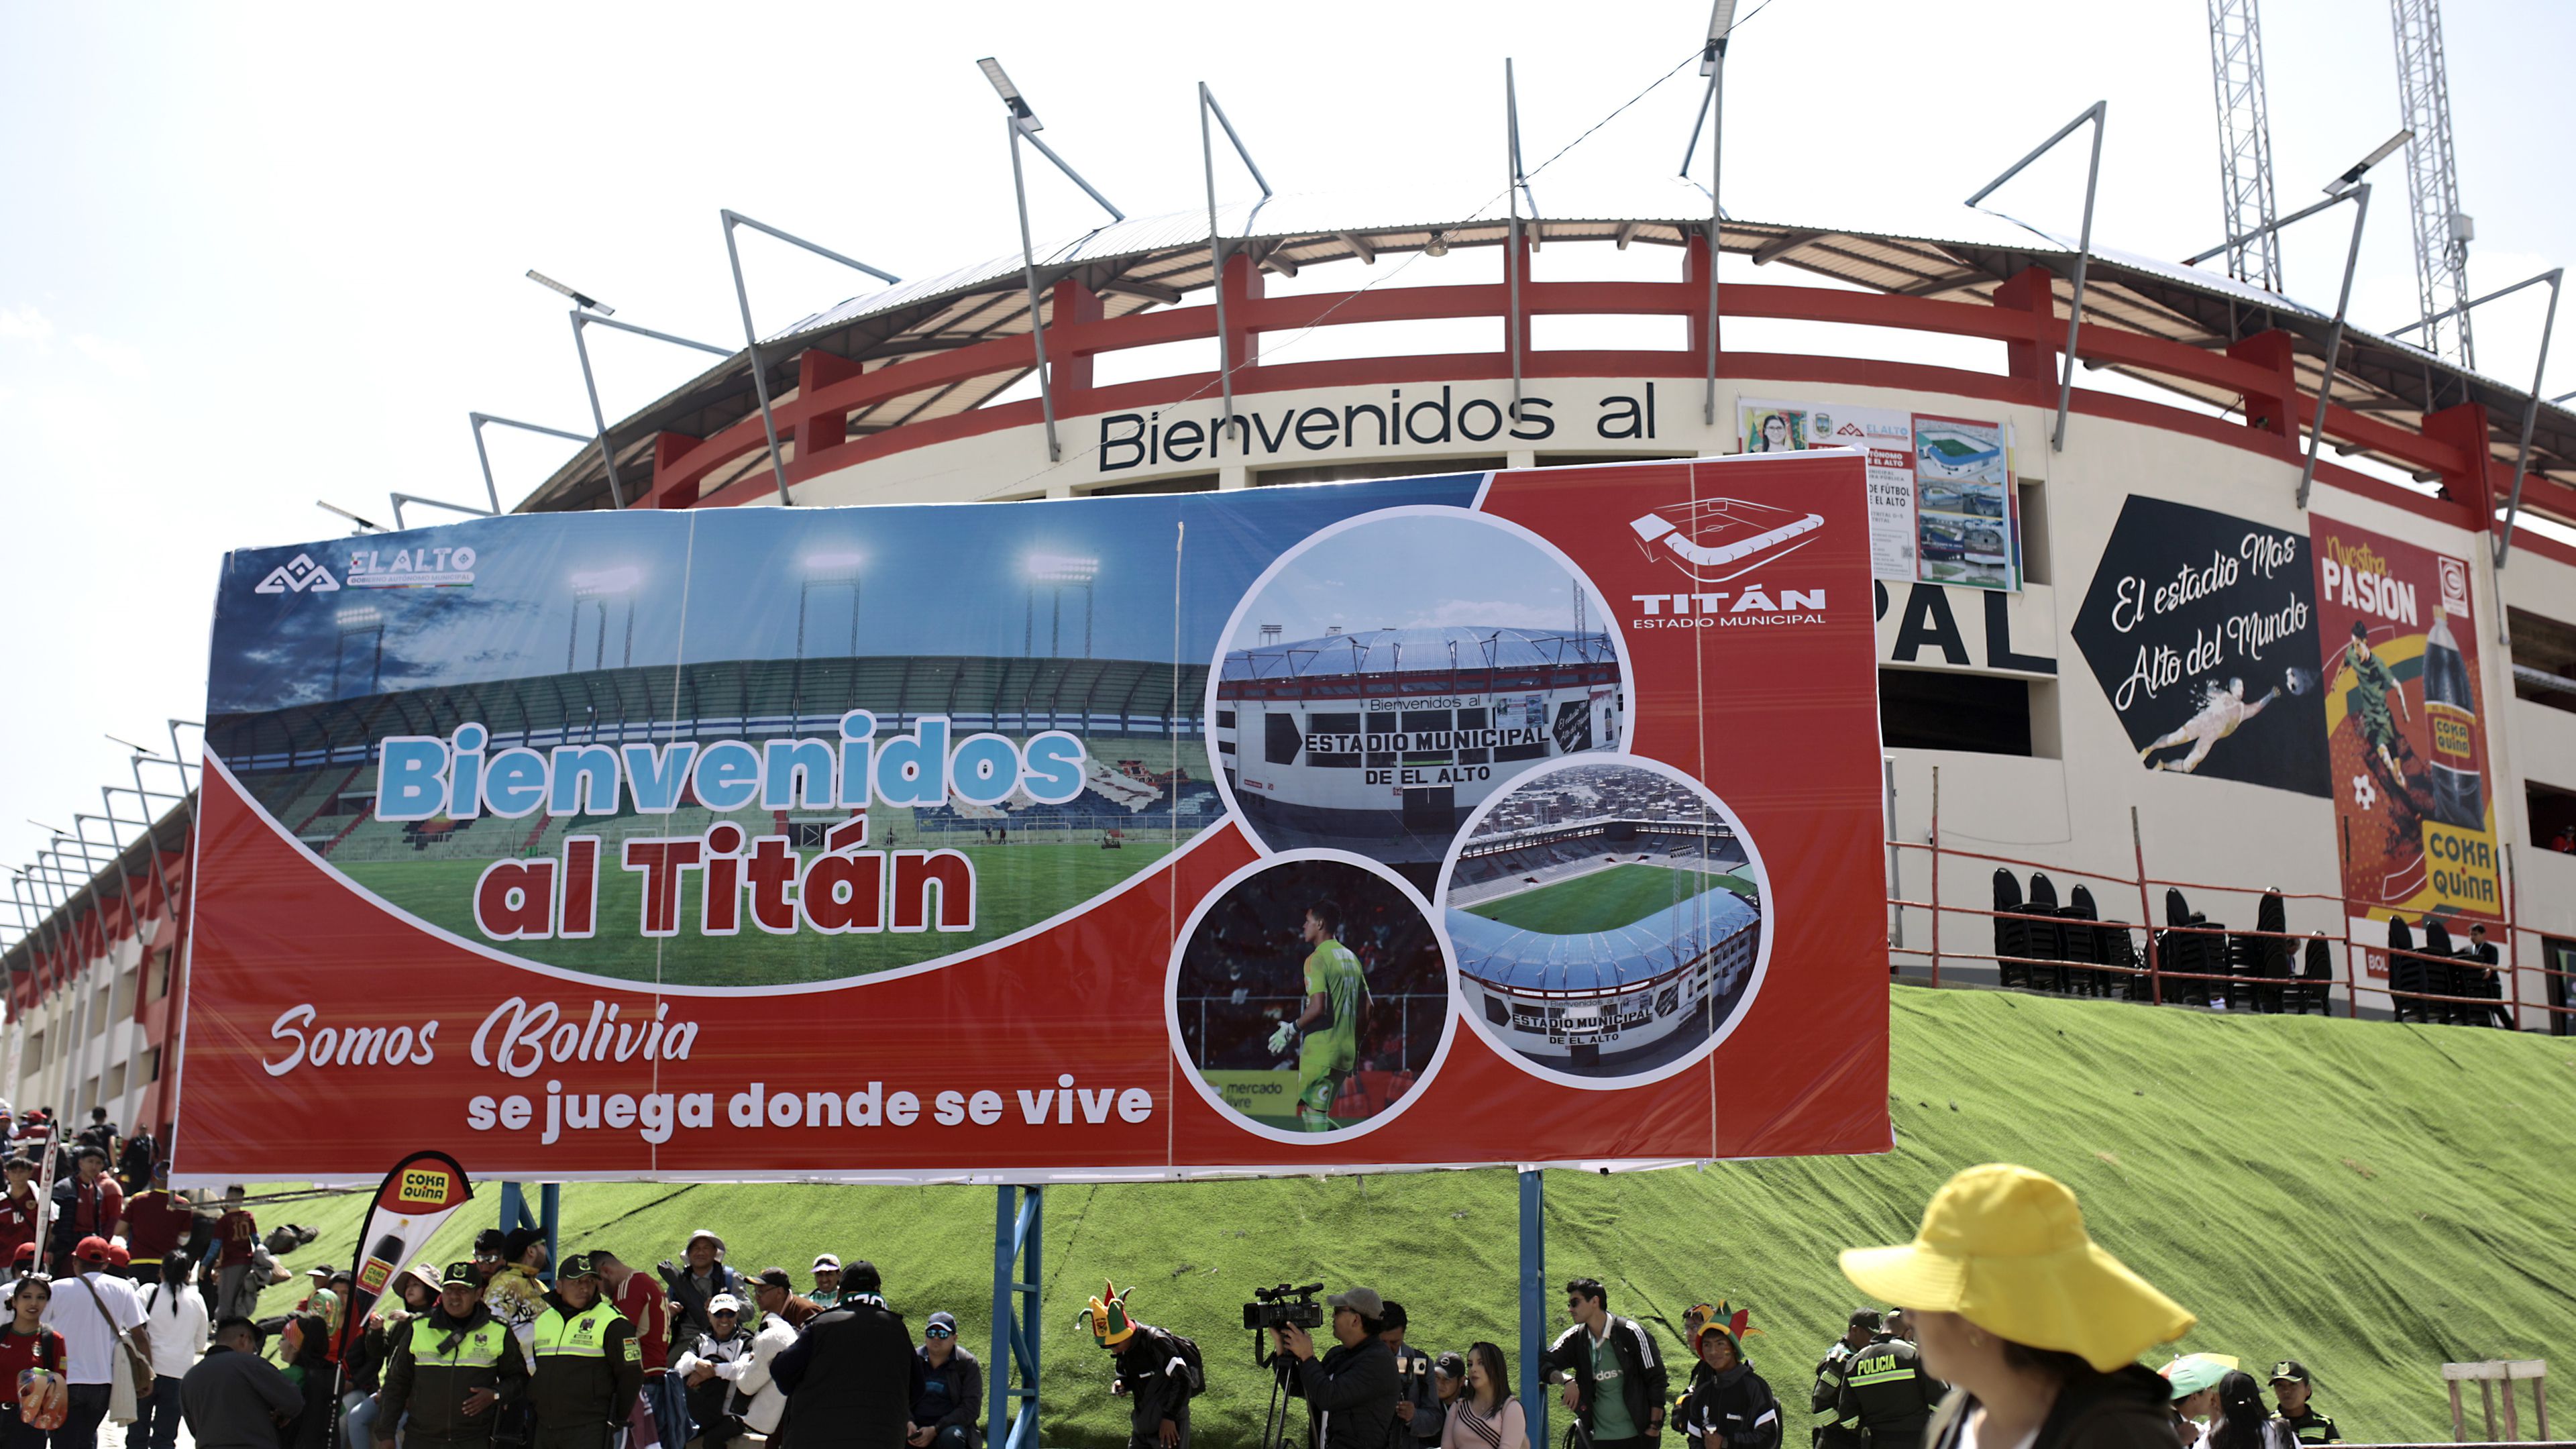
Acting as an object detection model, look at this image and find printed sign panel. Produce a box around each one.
[2070,496,2329,797]
[2309,515,2501,924]
[175,456,1888,1181]
[1738,398,2019,589]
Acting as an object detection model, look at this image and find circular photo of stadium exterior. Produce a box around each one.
[1438,757,1767,1087]
[1167,851,1456,1144]
[1210,507,1627,891]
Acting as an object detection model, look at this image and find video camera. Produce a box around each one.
[1243,1282,1326,1334]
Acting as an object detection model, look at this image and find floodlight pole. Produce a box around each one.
[1701,53,1726,424]
[2183,183,2374,510]
[570,311,733,513]
[2387,268,2563,569]
[470,413,591,517]
[720,209,903,506]
[1201,82,1273,455]
[1520,1168,1546,1449]
[1966,101,2107,451]
[101,786,174,912]
[1505,60,1529,422]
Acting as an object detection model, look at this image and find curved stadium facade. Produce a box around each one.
[15,160,2576,1137]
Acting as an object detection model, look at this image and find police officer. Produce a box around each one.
[1809,1312,1875,1449]
[374,1261,531,1449]
[2267,1362,2340,1445]
[1832,1320,1940,1449]
[528,1252,641,1449]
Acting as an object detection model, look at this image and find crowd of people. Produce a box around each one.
[0,1163,2361,1449]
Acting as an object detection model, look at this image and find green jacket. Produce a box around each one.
[527,1293,641,1432]
[376,1305,529,1444]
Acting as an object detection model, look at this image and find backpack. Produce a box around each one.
[1159,1328,1206,1397]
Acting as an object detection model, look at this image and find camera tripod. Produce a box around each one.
[1253,1336,1309,1449]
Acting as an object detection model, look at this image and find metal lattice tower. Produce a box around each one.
[2206,0,2282,292]
[2390,0,2475,367]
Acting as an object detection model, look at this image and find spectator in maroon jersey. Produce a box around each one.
[0,1157,38,1269]
[594,1250,689,1449]
[117,1164,191,1283]
[213,1187,260,1320]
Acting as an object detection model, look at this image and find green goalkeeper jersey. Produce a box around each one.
[1300,937,1367,1075]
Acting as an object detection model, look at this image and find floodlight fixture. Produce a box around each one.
[569,566,642,596]
[104,735,160,759]
[804,551,867,573]
[1965,100,2108,451]
[720,209,903,507]
[1425,231,1450,258]
[1701,0,1739,71]
[527,270,614,316]
[336,606,383,631]
[2326,129,2412,196]
[2551,388,2575,406]
[979,58,1039,132]
[1026,553,1100,584]
[317,500,384,533]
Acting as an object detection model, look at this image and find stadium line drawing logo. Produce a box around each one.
[254,553,341,594]
[1627,496,1824,585]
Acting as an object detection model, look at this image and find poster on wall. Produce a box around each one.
[174,454,1890,1182]
[2069,496,2330,796]
[1738,398,2019,590]
[2309,515,2500,936]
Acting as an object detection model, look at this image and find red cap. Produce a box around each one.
[74,1236,110,1263]
[9,1244,32,1267]
[106,1244,129,1268]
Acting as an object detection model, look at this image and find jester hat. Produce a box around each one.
[1077,1281,1138,1349]
[1691,1300,1758,1354]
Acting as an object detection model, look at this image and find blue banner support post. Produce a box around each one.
[990,1186,1043,1449]
[496,1182,563,1284]
[1520,1168,1546,1449]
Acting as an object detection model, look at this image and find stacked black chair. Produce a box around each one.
[1992,869,2029,989]
[2386,916,2424,1022]
[2025,873,2064,992]
[2097,914,2143,999]
[2157,888,2224,1006]
[2059,883,2102,996]
[2252,890,2291,1014]
[2421,918,2459,1024]
[2296,935,2334,1015]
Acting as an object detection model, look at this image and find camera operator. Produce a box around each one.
[1382,1302,1445,1449]
[1275,1288,1399,1449]
[1087,1284,1195,1449]
[1543,1278,1666,1449]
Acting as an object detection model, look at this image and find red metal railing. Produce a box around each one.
[1884,768,2574,1028]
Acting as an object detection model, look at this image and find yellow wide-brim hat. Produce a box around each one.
[1839,1163,2195,1373]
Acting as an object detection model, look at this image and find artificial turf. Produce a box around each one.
[1464,863,1751,934]
[254,986,2576,1447]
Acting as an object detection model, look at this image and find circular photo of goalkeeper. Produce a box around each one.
[1437,755,1769,1089]
[1167,850,1456,1144]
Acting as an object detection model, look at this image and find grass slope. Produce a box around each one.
[1466,865,1746,934]
[257,989,2576,1447]
[338,840,1180,985]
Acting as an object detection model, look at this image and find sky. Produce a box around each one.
[1228,511,1596,646]
[2,0,2570,920]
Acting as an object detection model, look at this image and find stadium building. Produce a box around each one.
[1448,812,1759,1073]
[1214,626,1621,865]
[17,44,2576,1143]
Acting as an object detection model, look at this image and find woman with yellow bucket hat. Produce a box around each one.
[1840,1165,2195,1449]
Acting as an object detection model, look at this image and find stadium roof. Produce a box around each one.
[1220,627,1613,684]
[514,181,2576,517]
[1448,885,1758,996]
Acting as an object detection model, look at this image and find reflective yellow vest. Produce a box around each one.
[531,1301,625,1362]
[405,1316,510,1371]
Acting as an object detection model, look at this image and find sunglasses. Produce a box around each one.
[926,1327,954,1339]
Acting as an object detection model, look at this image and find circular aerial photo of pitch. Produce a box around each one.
[1167,851,1456,1144]
[1210,507,1628,891]
[1438,757,1768,1087]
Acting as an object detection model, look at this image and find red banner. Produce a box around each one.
[174,455,1888,1180]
